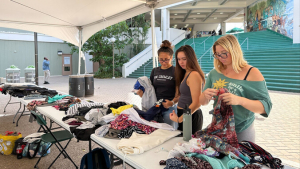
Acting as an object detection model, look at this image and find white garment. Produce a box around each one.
[24,133,45,143]
[63,118,78,124]
[137,76,156,111]
[77,121,95,129]
[98,112,118,124]
[44,70,50,82]
[95,124,110,137]
[121,108,175,131]
[117,129,181,155]
[67,102,104,115]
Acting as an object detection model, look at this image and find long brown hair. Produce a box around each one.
[175,45,205,94]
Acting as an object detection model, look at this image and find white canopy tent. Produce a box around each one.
[0,0,187,75]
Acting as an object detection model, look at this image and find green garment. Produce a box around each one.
[203,69,272,133]
[47,95,72,103]
[186,153,245,169]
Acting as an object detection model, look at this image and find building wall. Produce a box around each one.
[247,0,294,38]
[0,39,82,78]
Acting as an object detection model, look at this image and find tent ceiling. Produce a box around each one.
[0,0,186,45]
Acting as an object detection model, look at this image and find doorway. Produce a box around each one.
[62,54,72,75]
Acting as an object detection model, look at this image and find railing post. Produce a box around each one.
[247,38,248,50]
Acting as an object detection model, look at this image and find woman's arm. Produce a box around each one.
[163,86,180,108]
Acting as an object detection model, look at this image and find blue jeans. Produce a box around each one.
[162,104,178,129]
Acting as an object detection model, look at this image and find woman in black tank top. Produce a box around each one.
[169,45,206,134]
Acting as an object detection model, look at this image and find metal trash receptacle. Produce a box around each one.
[24,68,35,83]
[84,74,94,96]
[69,75,85,97]
[6,68,20,83]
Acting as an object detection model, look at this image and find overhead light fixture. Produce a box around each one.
[197,13,200,14]
[174,13,177,15]
[220,12,223,14]
[57,51,62,56]
[193,18,196,19]
[214,17,217,19]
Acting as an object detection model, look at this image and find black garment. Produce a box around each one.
[134,99,168,122]
[177,108,203,135]
[218,30,222,35]
[106,101,128,114]
[150,66,176,101]
[211,30,216,36]
[70,125,101,141]
[178,72,192,108]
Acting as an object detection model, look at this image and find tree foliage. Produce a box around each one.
[67,13,150,78]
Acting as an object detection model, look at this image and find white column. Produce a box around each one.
[221,22,226,34]
[161,8,170,41]
[151,8,158,68]
[244,7,247,33]
[293,0,300,44]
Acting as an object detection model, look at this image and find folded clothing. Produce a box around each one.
[117,129,181,155]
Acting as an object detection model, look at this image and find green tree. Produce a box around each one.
[126,14,150,56]
[67,21,131,78]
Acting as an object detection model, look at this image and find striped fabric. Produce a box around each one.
[239,141,284,169]
[66,103,104,115]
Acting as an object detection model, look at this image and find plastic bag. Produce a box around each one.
[0,132,22,155]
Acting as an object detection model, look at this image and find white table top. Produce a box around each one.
[19,98,70,131]
[91,134,184,169]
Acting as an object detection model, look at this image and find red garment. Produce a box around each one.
[195,88,239,148]
[110,114,157,134]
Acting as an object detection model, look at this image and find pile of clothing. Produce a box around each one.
[160,88,283,169]
[0,83,57,98]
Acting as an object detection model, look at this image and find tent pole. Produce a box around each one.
[78,27,82,75]
[151,7,157,68]
[34,32,38,85]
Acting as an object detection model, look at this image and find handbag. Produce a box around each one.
[0,131,22,155]
[22,133,51,158]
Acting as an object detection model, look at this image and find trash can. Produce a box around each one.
[84,74,94,96]
[69,75,85,97]
[6,68,20,83]
[24,68,35,83]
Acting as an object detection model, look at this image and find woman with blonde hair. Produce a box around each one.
[169,45,205,134]
[199,35,272,142]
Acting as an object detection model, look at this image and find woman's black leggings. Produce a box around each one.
[177,108,203,135]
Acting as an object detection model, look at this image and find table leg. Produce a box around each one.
[4,95,12,115]
[13,102,22,123]
[16,105,26,127]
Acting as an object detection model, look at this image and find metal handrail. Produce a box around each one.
[197,46,212,67]
[197,36,249,67]
[171,32,186,43]
[240,37,249,50]
[183,37,192,45]
[143,59,153,76]
[190,35,212,50]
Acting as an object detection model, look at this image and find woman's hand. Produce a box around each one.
[203,88,218,101]
[162,99,173,109]
[169,110,179,123]
[220,93,242,105]
[136,89,144,97]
